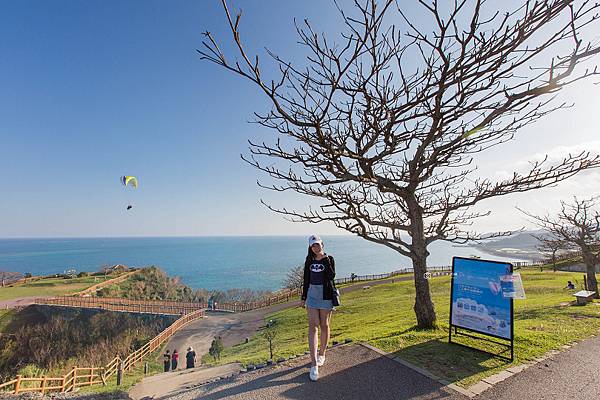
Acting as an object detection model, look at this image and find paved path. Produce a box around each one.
[0,296,53,309]
[479,335,600,400]
[163,344,465,400]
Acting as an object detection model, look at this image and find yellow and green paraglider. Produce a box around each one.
[120,176,138,210]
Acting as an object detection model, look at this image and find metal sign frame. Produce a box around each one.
[448,256,514,361]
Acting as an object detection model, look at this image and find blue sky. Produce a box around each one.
[1,0,599,238]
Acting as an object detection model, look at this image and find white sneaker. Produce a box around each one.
[309,365,319,381]
[317,354,325,367]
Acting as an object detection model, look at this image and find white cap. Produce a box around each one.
[308,235,323,246]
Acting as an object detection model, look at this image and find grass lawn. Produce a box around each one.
[201,269,600,387]
[0,276,111,301]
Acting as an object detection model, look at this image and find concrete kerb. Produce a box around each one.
[359,339,588,398]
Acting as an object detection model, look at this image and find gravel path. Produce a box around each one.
[162,344,465,400]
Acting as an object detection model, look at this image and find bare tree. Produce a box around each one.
[283,265,304,290]
[200,0,600,327]
[534,233,571,271]
[521,196,600,296]
[262,326,277,360]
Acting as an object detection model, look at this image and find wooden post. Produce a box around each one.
[73,366,77,390]
[14,375,21,394]
[89,368,93,386]
[116,361,123,386]
[41,376,47,394]
[144,362,149,375]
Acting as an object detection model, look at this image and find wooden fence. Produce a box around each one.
[0,309,205,395]
[71,270,138,296]
[35,296,206,315]
[211,266,453,312]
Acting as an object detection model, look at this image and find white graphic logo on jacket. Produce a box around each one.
[310,263,325,273]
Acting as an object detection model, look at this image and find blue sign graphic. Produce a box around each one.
[450,257,513,340]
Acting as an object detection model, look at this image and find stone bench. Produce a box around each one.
[573,290,596,305]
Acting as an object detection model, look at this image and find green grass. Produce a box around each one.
[201,270,600,387]
[0,276,109,301]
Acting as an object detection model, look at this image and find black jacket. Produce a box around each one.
[301,255,336,301]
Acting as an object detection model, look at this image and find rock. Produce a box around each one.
[277,357,286,363]
[256,363,266,369]
[332,340,339,345]
[267,359,273,365]
[344,338,353,343]
[247,364,256,371]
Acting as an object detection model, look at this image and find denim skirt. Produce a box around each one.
[305,284,333,310]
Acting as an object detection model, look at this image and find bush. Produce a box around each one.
[209,337,224,361]
[17,364,46,378]
[77,272,90,278]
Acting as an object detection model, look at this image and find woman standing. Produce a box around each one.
[186,346,197,369]
[301,235,335,382]
[171,349,179,371]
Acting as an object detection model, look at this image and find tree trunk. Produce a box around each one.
[582,251,599,298]
[411,252,437,328]
[406,195,437,328]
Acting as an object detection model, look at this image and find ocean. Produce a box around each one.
[0,236,517,291]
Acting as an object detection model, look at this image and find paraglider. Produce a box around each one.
[120,176,138,210]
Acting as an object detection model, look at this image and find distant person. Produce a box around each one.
[300,235,337,382]
[186,347,196,369]
[566,281,576,290]
[171,349,179,371]
[163,350,171,372]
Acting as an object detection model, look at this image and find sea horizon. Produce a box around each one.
[0,236,522,292]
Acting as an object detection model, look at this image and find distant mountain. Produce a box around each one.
[481,230,547,250]
[471,230,548,260]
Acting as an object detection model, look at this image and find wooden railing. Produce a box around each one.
[0,309,205,395]
[35,296,206,315]
[212,266,453,312]
[71,270,138,296]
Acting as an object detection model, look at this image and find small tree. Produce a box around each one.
[262,327,277,360]
[521,196,600,297]
[201,0,600,328]
[283,265,304,290]
[209,336,224,361]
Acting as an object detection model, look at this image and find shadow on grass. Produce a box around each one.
[388,336,511,384]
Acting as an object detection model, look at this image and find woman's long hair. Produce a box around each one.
[305,246,313,266]
[305,243,324,265]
